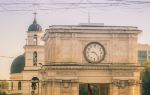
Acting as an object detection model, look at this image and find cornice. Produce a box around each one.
[24,45,44,49]
[43,63,143,70]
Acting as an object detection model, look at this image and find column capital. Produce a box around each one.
[112,79,136,89]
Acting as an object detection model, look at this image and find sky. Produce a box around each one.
[0,0,150,79]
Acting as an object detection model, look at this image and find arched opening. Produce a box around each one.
[33,51,37,66]
[79,83,109,95]
[32,77,39,81]
[31,77,39,95]
[33,34,37,45]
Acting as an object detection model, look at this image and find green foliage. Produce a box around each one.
[0,81,9,94]
[142,60,150,68]
[142,61,150,95]
[142,60,150,82]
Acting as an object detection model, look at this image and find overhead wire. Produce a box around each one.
[0,0,150,13]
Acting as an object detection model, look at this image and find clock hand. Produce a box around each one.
[91,51,98,57]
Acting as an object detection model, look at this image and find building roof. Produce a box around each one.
[10,54,25,74]
[28,15,42,32]
[43,23,142,41]
[47,23,141,32]
[138,44,150,50]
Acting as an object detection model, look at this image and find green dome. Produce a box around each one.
[10,55,25,74]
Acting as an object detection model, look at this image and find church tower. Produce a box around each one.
[10,13,45,95]
[24,13,44,68]
[22,13,45,95]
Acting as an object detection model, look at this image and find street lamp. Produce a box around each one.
[38,63,43,68]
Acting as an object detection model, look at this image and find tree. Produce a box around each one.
[142,60,150,95]
[0,81,9,95]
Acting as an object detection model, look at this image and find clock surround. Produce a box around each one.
[83,42,106,63]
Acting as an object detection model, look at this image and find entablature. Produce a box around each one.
[42,63,143,70]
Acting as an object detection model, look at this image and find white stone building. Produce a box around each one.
[138,44,150,64]
[10,16,143,95]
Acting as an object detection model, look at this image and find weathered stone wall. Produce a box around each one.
[45,27,139,64]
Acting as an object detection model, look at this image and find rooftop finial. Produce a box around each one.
[33,12,37,24]
[33,12,37,18]
[28,12,42,31]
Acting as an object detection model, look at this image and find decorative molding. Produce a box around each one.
[112,79,135,89]
[112,71,133,77]
[43,25,141,41]
[24,66,41,71]
[24,45,44,49]
[44,63,142,70]
[56,71,77,76]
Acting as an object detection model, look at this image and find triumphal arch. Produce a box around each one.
[41,23,142,95]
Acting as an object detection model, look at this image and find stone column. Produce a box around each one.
[22,81,31,95]
[110,84,119,95]
[71,83,79,95]
[128,80,140,95]
[128,85,135,95]
[128,85,140,95]
[50,82,61,95]
[44,81,52,95]
[133,84,141,95]
[41,81,48,95]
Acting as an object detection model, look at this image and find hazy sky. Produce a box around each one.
[0,0,150,79]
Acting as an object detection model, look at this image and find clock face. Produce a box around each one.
[84,42,105,63]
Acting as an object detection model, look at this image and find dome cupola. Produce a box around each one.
[28,13,42,32]
[10,54,25,74]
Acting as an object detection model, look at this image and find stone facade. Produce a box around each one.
[10,23,143,95]
[44,26,139,64]
[41,25,142,95]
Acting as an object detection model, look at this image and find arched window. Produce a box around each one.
[18,81,21,90]
[33,34,37,45]
[31,77,39,91]
[33,51,37,66]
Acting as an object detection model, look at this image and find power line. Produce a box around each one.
[0,2,149,5]
[0,4,149,12]
[0,56,14,59]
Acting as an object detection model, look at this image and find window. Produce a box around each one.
[18,81,21,90]
[33,34,37,45]
[31,77,39,91]
[139,60,144,64]
[138,51,148,60]
[148,51,150,55]
[138,51,147,56]
[33,51,37,66]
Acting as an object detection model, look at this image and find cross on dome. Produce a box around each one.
[28,12,42,32]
